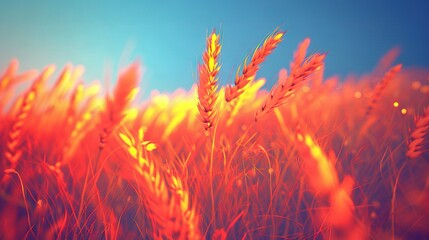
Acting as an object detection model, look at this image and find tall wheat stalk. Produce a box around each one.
[197,31,221,131]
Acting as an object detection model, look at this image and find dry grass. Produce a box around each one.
[0,28,428,239]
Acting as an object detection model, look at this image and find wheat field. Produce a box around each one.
[0,29,428,239]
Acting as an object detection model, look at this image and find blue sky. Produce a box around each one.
[1,0,428,95]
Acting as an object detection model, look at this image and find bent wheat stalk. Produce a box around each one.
[255,53,325,121]
[225,30,284,102]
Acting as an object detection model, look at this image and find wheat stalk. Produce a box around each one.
[99,62,140,150]
[166,170,201,240]
[226,78,265,126]
[0,59,19,92]
[255,53,325,121]
[295,131,367,238]
[50,65,83,103]
[290,38,310,73]
[0,60,38,113]
[366,64,402,116]
[78,64,140,228]
[197,31,221,130]
[295,130,339,194]
[118,130,201,239]
[4,66,55,165]
[407,106,429,158]
[63,97,101,163]
[225,30,284,102]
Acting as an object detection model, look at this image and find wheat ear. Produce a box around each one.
[197,31,221,130]
[0,60,38,112]
[407,106,429,158]
[366,64,402,116]
[99,62,140,149]
[4,66,55,164]
[225,30,284,102]
[118,130,201,239]
[0,59,19,91]
[255,53,325,121]
[290,38,310,73]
